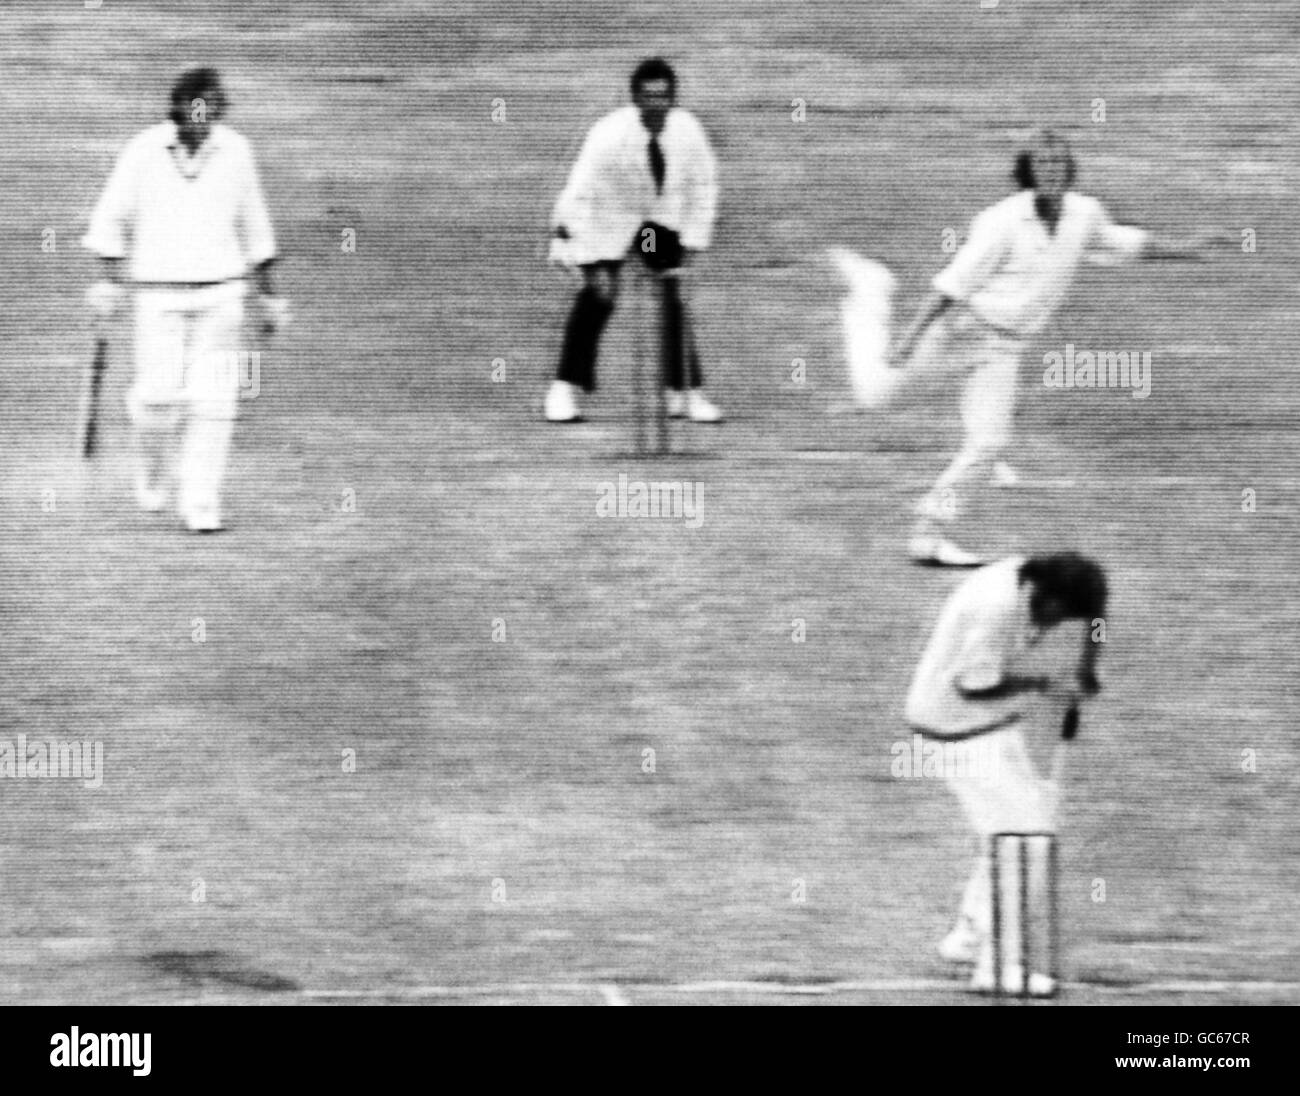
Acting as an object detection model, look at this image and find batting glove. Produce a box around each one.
[86,280,125,320]
[1061,706,1080,740]
[259,295,292,335]
[548,229,578,270]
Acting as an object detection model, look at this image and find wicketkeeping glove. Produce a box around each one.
[636,221,685,273]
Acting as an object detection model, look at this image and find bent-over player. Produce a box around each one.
[889,129,1222,566]
[904,552,1106,996]
[83,67,288,532]
[545,58,722,424]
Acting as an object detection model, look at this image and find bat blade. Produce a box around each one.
[78,336,108,459]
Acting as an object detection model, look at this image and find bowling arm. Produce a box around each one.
[1139,229,1232,261]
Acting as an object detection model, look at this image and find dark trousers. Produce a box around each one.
[556,260,703,392]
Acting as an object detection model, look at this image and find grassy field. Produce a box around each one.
[0,0,1296,1005]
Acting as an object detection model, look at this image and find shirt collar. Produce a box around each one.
[634,108,674,139]
[1018,189,1075,222]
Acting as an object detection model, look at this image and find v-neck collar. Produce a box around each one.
[1021,191,1071,238]
[166,123,221,181]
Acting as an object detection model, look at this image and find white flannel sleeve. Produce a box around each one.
[951,623,1005,695]
[678,114,718,251]
[932,205,1009,302]
[237,141,277,266]
[551,120,607,238]
[1085,201,1148,267]
[82,139,140,258]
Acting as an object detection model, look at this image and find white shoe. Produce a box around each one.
[544,380,583,422]
[134,482,166,513]
[971,961,1056,998]
[938,924,982,965]
[991,461,1021,488]
[908,534,985,567]
[914,492,959,523]
[666,390,687,419]
[686,389,723,423]
[180,503,224,533]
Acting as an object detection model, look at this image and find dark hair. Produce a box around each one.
[1020,553,1107,620]
[1013,147,1076,190]
[169,67,223,125]
[630,57,676,96]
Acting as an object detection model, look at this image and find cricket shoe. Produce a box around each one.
[991,461,1022,488]
[544,380,583,422]
[666,389,723,422]
[914,491,960,523]
[908,533,985,568]
[938,923,982,965]
[180,503,224,534]
[970,961,1056,998]
[133,458,169,512]
[134,481,167,513]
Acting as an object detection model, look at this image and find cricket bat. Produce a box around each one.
[828,247,899,409]
[77,336,108,458]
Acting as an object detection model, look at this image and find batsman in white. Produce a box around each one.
[83,67,289,533]
[835,129,1221,566]
[905,552,1106,996]
[545,58,722,425]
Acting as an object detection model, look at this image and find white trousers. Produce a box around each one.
[941,725,1061,966]
[128,282,247,519]
[908,310,1025,521]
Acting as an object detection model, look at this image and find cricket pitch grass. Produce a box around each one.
[0,0,1295,1005]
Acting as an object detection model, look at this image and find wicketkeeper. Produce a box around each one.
[82,67,288,532]
[904,552,1106,996]
[545,57,722,425]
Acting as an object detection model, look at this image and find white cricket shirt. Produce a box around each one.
[905,557,1083,738]
[83,122,277,283]
[551,105,719,264]
[933,190,1148,336]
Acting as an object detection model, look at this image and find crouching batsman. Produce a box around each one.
[904,552,1106,996]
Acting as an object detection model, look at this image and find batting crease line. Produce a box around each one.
[729,454,1230,486]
